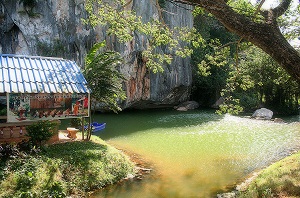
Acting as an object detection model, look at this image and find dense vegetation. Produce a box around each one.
[191,13,237,107]
[26,120,58,146]
[191,13,300,115]
[0,136,135,197]
[176,0,300,84]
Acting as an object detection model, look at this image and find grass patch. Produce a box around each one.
[0,136,136,197]
[238,151,300,198]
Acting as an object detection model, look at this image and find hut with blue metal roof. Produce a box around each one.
[0,54,90,142]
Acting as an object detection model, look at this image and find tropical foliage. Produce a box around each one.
[190,1,300,114]
[83,41,126,113]
[234,46,299,114]
[191,13,237,108]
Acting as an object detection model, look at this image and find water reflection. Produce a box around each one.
[86,110,300,197]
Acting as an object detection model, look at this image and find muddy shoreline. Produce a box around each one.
[117,147,156,180]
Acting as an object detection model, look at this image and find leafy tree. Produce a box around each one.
[214,45,299,115]
[84,0,300,84]
[191,13,238,106]
[237,46,300,114]
[171,0,300,84]
[26,121,57,146]
[183,0,299,114]
[83,41,126,113]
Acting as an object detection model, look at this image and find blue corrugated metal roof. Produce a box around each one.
[0,54,90,93]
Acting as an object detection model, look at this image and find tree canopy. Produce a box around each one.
[170,0,300,83]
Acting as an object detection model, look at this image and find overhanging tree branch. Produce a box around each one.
[272,0,292,18]
[261,0,292,24]
[169,0,300,84]
[254,0,266,16]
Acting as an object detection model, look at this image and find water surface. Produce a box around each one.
[86,109,299,197]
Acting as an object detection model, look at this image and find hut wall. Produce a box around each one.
[0,120,60,144]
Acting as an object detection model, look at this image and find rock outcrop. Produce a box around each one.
[174,101,199,111]
[252,108,273,120]
[0,0,193,110]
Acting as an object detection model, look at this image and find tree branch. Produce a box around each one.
[272,0,292,18]
[122,0,133,8]
[168,0,300,83]
[261,0,292,24]
[154,0,166,26]
[254,0,266,16]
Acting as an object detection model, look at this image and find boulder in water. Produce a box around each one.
[252,108,273,120]
[174,101,199,111]
[176,106,188,111]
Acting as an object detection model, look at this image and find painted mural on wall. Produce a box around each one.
[7,93,89,122]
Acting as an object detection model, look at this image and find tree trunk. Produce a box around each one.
[171,0,300,84]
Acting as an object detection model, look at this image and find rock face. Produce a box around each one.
[0,0,193,110]
[252,108,273,120]
[0,0,94,63]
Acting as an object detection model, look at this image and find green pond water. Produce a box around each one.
[65,109,300,197]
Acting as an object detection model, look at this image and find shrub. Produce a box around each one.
[26,121,57,146]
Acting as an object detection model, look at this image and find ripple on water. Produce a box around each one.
[94,110,300,198]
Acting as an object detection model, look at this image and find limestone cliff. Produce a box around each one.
[0,0,193,109]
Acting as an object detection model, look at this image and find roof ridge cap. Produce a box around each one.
[0,54,65,61]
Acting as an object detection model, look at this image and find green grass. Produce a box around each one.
[238,151,300,198]
[0,136,136,197]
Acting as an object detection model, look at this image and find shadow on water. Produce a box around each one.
[59,108,223,140]
[92,108,223,140]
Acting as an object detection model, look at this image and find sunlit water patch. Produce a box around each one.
[87,110,300,198]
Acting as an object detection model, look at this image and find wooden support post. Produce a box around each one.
[81,117,85,140]
[88,115,92,140]
[87,97,92,140]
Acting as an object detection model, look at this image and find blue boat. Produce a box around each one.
[85,122,106,132]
